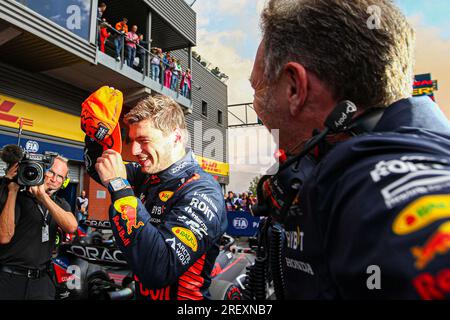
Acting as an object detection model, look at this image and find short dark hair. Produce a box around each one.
[99,2,106,8]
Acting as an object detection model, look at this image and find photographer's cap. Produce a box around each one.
[81,86,123,153]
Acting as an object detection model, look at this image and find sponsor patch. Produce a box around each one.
[392,195,450,235]
[285,257,314,275]
[151,206,164,216]
[145,174,161,185]
[113,196,145,235]
[184,207,209,232]
[171,161,189,174]
[411,221,450,270]
[413,268,450,300]
[189,197,216,221]
[166,237,176,250]
[165,237,191,265]
[193,191,218,212]
[176,174,201,192]
[159,191,174,202]
[370,157,447,183]
[95,124,109,141]
[172,226,198,252]
[177,216,208,239]
[176,242,191,265]
[150,217,162,224]
[286,226,305,252]
[370,158,450,208]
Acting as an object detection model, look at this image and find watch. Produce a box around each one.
[108,178,131,193]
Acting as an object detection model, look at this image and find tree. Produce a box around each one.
[249,175,262,196]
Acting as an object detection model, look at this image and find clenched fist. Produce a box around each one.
[95,150,127,187]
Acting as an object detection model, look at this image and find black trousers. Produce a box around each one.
[0,271,55,300]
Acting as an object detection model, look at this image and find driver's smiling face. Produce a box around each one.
[129,119,175,174]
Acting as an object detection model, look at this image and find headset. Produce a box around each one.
[61,176,71,190]
[243,101,386,300]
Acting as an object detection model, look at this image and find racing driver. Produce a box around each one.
[83,90,227,300]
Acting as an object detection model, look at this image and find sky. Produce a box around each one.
[190,0,450,193]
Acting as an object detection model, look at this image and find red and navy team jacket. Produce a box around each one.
[84,144,227,300]
[284,96,450,299]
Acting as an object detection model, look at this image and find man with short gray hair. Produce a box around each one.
[0,156,77,299]
[251,0,450,299]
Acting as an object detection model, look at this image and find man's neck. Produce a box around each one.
[171,148,187,165]
[160,148,187,173]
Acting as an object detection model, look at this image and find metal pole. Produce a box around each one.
[188,45,192,72]
[245,104,248,125]
[121,33,125,66]
[147,11,152,79]
[90,0,99,45]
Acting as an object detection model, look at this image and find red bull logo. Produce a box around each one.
[146,174,161,185]
[114,197,144,235]
[413,268,450,300]
[411,221,450,270]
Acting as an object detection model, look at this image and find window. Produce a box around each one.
[218,110,223,125]
[202,101,208,117]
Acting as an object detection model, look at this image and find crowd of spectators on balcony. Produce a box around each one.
[96,2,192,98]
[225,191,256,212]
[149,50,191,98]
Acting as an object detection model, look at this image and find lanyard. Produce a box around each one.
[37,203,49,226]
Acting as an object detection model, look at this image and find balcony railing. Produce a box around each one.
[97,19,192,101]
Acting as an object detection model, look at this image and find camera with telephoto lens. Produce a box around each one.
[17,151,57,186]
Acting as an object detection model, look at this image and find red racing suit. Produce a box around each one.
[84,139,227,300]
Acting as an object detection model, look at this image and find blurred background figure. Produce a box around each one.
[75,190,88,223]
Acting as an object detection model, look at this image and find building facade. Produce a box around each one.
[0,0,229,219]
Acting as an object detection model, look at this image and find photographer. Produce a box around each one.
[251,0,450,299]
[0,156,77,300]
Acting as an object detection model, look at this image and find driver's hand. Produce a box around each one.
[95,149,127,187]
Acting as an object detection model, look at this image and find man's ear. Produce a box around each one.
[283,62,308,117]
[173,128,183,144]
